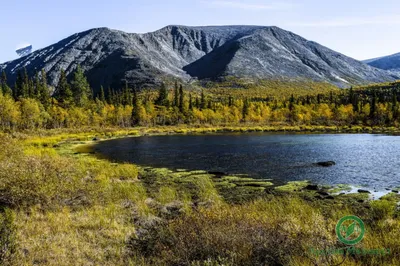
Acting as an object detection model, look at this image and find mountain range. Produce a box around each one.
[0,25,398,92]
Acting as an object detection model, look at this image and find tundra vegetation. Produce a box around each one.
[1,68,400,265]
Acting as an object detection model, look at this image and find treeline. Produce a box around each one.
[1,67,400,131]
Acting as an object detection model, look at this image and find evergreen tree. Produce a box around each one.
[1,71,12,96]
[392,90,398,120]
[22,68,30,98]
[39,69,50,107]
[55,70,73,107]
[189,94,193,110]
[228,96,233,107]
[14,70,24,99]
[370,91,377,119]
[195,97,200,109]
[34,72,41,100]
[131,88,142,125]
[155,83,169,107]
[99,86,106,102]
[174,81,179,107]
[107,87,112,104]
[71,65,91,107]
[289,94,295,111]
[179,84,184,113]
[200,90,206,110]
[242,98,249,120]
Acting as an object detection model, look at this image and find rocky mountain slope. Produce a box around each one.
[364,52,400,75]
[1,25,397,92]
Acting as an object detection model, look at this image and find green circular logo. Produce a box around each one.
[336,216,365,245]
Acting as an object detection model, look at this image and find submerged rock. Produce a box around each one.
[208,171,227,176]
[357,189,371,194]
[315,161,336,167]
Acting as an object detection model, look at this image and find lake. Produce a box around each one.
[94,133,400,189]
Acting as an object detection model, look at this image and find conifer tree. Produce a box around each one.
[289,94,295,111]
[55,69,73,107]
[39,69,50,107]
[179,84,184,113]
[34,72,41,100]
[1,71,12,96]
[392,90,398,120]
[174,81,179,107]
[107,87,112,104]
[200,90,206,110]
[99,86,106,102]
[242,98,249,120]
[14,70,24,99]
[131,88,142,125]
[189,94,193,110]
[155,83,169,107]
[22,68,30,98]
[71,65,91,107]
[370,91,377,119]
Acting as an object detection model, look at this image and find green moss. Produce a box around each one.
[328,184,353,193]
[275,181,310,192]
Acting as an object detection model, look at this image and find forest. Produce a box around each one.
[1,67,400,131]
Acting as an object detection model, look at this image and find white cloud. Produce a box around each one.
[201,1,293,11]
[290,15,400,27]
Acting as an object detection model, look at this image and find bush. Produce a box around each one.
[0,208,16,265]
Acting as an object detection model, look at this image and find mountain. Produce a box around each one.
[364,52,400,74]
[0,25,397,93]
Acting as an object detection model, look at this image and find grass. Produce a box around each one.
[1,129,400,265]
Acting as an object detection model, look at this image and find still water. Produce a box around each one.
[95,133,400,189]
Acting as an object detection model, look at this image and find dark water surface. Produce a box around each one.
[95,133,400,189]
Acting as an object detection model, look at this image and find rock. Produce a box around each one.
[357,189,371,194]
[316,161,336,167]
[144,198,161,209]
[64,194,90,206]
[317,191,330,196]
[92,137,99,141]
[304,184,319,191]
[208,171,227,176]
[392,190,399,193]
[161,200,185,219]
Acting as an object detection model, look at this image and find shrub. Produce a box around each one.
[0,208,16,265]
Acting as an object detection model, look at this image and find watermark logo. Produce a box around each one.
[309,215,391,257]
[335,215,365,245]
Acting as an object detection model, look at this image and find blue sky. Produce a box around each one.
[1,0,400,62]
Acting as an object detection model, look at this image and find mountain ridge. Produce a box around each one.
[364,52,400,75]
[1,25,398,92]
